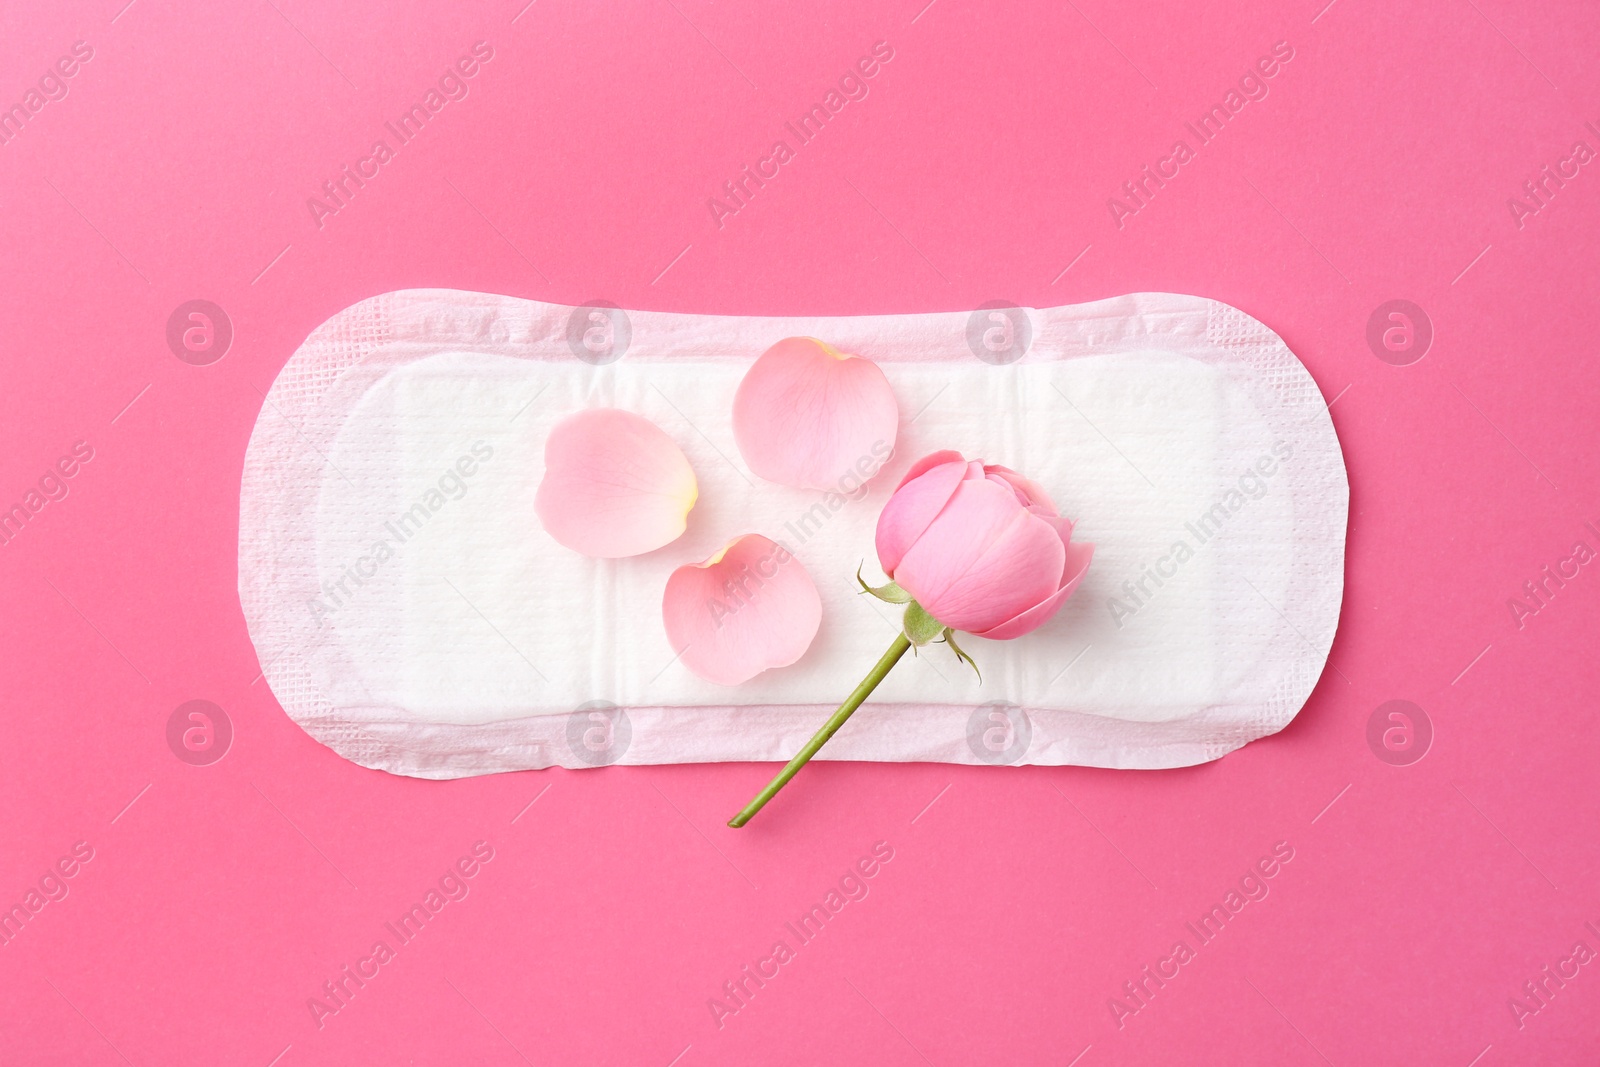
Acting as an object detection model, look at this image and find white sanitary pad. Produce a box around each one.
[239,289,1347,779]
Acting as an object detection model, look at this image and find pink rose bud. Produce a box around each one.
[729,449,1094,828]
[874,450,1093,640]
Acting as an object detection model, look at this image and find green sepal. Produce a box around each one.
[901,600,946,646]
[941,628,982,680]
[856,563,912,604]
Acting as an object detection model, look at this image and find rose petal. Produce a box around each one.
[894,449,966,491]
[973,542,1094,640]
[663,534,823,686]
[1028,505,1075,552]
[893,479,1065,633]
[732,337,899,490]
[535,409,698,558]
[875,457,967,575]
[984,464,1057,514]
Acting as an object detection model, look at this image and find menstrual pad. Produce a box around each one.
[239,289,1347,778]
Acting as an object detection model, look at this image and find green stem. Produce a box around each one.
[728,633,912,828]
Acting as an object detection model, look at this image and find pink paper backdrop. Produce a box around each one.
[3,0,1598,1063]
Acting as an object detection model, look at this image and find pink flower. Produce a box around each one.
[874,450,1093,640]
[730,448,1096,826]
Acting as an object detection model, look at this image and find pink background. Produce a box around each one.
[3,0,1598,1063]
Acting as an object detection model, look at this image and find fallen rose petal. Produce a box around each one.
[535,408,698,558]
[663,534,823,686]
[732,337,899,490]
